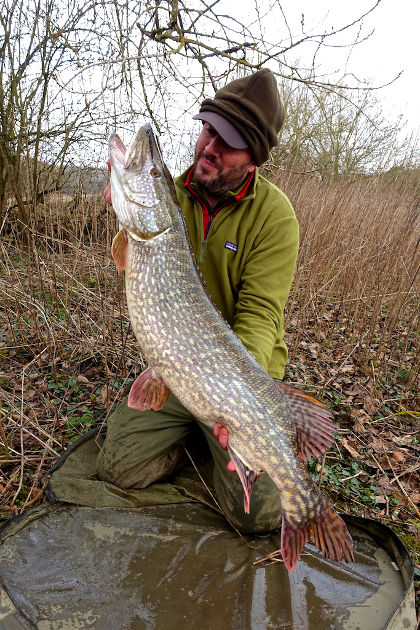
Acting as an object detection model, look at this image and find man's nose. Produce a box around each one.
[205,135,221,154]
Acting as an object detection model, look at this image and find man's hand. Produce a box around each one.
[213,422,235,471]
[103,160,112,205]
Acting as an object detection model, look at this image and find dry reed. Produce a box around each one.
[275,170,419,392]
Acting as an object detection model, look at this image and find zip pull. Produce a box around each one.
[200,240,206,263]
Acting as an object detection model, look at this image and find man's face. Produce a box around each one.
[193,123,255,199]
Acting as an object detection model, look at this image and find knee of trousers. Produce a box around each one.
[96,444,186,490]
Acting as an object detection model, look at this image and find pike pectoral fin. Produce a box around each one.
[127,367,171,411]
[111,229,128,273]
[280,503,354,572]
[279,383,335,461]
[227,446,261,514]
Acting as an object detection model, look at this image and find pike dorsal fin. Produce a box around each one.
[280,383,335,462]
[128,367,171,411]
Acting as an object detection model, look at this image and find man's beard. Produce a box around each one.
[193,150,252,198]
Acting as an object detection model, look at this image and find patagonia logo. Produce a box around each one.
[224,241,238,253]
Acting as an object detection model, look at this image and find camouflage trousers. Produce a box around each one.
[96,394,282,534]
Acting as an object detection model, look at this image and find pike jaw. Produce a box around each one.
[109,124,176,240]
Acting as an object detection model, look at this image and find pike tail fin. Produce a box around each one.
[281,502,354,572]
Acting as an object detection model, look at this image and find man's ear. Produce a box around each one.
[248,164,256,174]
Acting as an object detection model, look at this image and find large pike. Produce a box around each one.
[108,124,354,571]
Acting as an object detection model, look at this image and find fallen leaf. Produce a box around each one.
[364,458,380,469]
[344,385,363,396]
[353,409,372,423]
[353,422,368,435]
[392,451,406,465]
[100,386,108,405]
[410,492,420,505]
[374,495,387,504]
[340,438,360,458]
[392,434,417,447]
[364,379,376,394]
[364,397,379,416]
[77,374,90,383]
[376,477,394,493]
[370,437,386,453]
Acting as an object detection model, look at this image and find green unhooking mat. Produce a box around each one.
[0,428,417,630]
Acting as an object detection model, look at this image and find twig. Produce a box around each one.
[371,410,419,423]
[368,451,389,478]
[253,551,314,566]
[6,415,61,455]
[253,551,285,566]
[19,475,50,513]
[10,350,48,506]
[0,457,55,463]
[339,470,363,483]
[318,452,327,490]
[390,463,420,484]
[0,409,10,459]
[1,468,20,494]
[383,449,420,518]
[183,446,257,550]
[183,447,222,513]
[321,331,369,392]
[19,442,51,511]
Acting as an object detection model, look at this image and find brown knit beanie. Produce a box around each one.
[195,69,284,166]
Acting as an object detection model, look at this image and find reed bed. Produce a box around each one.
[0,173,419,566]
[274,171,419,392]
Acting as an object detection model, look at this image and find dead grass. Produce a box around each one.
[275,171,419,387]
[0,173,419,583]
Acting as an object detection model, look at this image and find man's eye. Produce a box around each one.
[205,123,217,136]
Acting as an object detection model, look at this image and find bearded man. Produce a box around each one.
[98,69,299,533]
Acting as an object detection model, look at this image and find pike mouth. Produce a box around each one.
[109,134,127,166]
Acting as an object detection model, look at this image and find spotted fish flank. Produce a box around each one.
[108,124,354,572]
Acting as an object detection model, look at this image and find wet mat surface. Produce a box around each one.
[0,503,415,630]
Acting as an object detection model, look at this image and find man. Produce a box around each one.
[97,69,299,533]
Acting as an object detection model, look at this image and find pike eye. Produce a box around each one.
[150,167,161,178]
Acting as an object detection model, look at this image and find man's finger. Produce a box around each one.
[213,422,234,469]
[213,422,229,450]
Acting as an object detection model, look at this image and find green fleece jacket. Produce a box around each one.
[174,168,299,380]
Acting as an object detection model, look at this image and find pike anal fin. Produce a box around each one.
[281,502,354,572]
[128,367,171,411]
[227,446,261,514]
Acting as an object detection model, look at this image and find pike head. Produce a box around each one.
[109,124,177,240]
